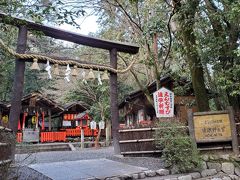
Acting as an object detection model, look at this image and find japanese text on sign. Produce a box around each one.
[194,114,232,142]
[153,87,174,117]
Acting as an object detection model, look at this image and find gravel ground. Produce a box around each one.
[15,146,164,170]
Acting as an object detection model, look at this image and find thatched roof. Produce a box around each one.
[6,91,64,115]
[119,76,173,109]
[63,102,87,113]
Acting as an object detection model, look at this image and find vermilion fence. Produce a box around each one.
[41,132,66,143]
[65,129,81,136]
[17,129,98,143]
[65,128,98,137]
[16,132,22,143]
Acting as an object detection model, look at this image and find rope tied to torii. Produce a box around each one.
[0,38,136,74]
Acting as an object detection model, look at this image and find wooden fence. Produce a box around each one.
[65,128,98,137]
[119,128,162,156]
[40,132,66,143]
[119,107,240,156]
[16,132,22,143]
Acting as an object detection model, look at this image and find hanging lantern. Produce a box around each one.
[72,65,78,76]
[30,58,40,70]
[32,116,36,124]
[2,115,9,124]
[53,64,59,75]
[86,69,95,80]
[102,70,109,80]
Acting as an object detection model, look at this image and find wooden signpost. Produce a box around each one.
[188,107,239,154]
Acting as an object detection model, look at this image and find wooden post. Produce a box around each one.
[110,48,120,154]
[106,120,111,146]
[187,109,196,144]
[48,109,52,131]
[81,128,84,149]
[9,26,27,133]
[0,111,2,126]
[228,106,239,154]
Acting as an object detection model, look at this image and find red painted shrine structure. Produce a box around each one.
[0,92,98,143]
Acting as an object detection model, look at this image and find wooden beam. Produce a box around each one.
[9,26,27,132]
[0,12,139,54]
[121,150,162,155]
[110,48,120,154]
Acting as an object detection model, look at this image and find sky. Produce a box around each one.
[59,14,99,35]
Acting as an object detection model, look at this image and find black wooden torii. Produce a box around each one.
[0,12,139,154]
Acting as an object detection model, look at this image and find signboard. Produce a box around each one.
[153,87,174,118]
[63,114,76,120]
[138,109,145,122]
[194,113,232,142]
[90,121,97,130]
[63,120,71,126]
[99,121,105,129]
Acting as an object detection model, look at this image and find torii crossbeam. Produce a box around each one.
[0,12,139,154]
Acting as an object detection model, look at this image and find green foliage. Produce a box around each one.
[65,80,110,122]
[154,121,202,173]
[0,0,85,28]
[65,79,133,122]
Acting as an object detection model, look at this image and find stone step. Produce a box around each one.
[0,143,12,161]
[0,159,12,178]
[16,143,71,154]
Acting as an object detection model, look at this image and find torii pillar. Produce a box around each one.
[1,12,139,155]
[110,48,120,154]
[9,26,27,132]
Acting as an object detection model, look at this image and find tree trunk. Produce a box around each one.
[94,128,101,148]
[175,0,210,112]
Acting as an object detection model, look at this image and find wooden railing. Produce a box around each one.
[65,128,98,137]
[65,129,81,137]
[84,128,98,136]
[16,132,22,143]
[41,132,66,143]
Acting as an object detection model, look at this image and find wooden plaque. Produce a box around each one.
[193,113,232,142]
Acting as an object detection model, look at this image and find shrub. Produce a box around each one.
[154,120,202,173]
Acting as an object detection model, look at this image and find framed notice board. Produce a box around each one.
[194,113,231,143]
[187,107,239,154]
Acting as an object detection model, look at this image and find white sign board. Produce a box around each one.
[90,121,97,130]
[138,109,145,122]
[63,120,71,126]
[153,87,174,118]
[99,121,105,129]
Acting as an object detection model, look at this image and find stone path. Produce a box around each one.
[13,146,240,180]
[29,158,147,180]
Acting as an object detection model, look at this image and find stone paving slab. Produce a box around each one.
[29,158,148,180]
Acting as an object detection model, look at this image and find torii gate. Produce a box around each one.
[0,12,139,154]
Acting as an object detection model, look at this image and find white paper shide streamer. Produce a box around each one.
[97,72,102,85]
[64,64,71,82]
[81,70,87,84]
[45,60,52,79]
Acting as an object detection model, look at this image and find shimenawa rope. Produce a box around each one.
[0,38,136,74]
